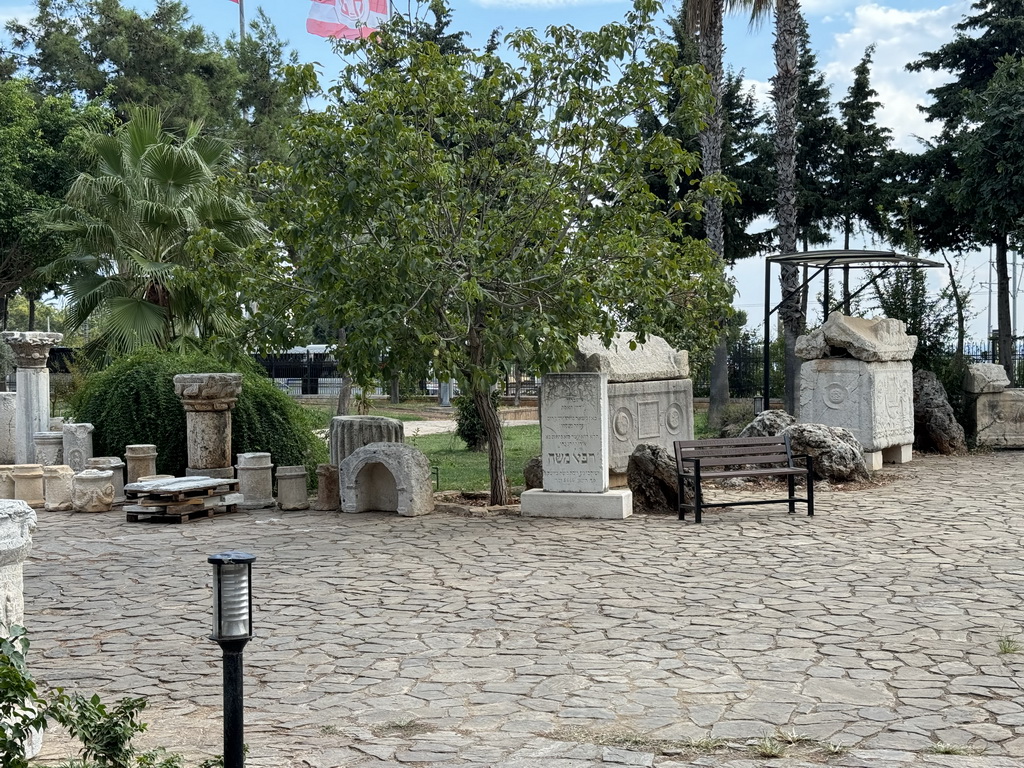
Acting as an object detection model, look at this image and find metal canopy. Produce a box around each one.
[762,249,944,406]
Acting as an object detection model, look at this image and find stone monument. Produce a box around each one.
[62,423,94,472]
[0,466,12,499]
[313,464,340,511]
[86,457,126,505]
[43,465,75,511]
[329,416,404,467]
[72,469,114,513]
[33,432,63,467]
[236,452,275,509]
[339,443,434,517]
[0,393,15,464]
[520,372,632,519]
[797,313,917,471]
[12,465,44,509]
[276,466,309,511]
[570,333,692,486]
[0,499,36,630]
[2,332,62,464]
[124,444,158,484]
[963,362,1024,448]
[173,373,242,478]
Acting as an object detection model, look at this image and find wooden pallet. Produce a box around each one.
[126,503,238,524]
[125,486,244,524]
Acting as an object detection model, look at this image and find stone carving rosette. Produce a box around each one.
[62,423,94,472]
[33,432,63,467]
[71,469,114,513]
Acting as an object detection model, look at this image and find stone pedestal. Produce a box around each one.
[0,499,37,630]
[276,466,309,510]
[86,457,126,504]
[33,432,63,467]
[62,423,94,472]
[43,465,74,511]
[313,464,340,511]
[12,465,44,508]
[125,445,158,484]
[329,416,404,467]
[72,469,114,512]
[0,466,13,499]
[2,332,62,464]
[236,452,275,509]
[520,372,632,520]
[0,393,15,464]
[339,444,434,517]
[173,373,242,476]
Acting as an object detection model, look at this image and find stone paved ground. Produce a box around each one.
[24,450,1024,768]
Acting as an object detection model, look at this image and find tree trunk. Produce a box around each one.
[707,337,730,431]
[28,298,35,331]
[0,295,7,331]
[475,384,509,505]
[772,0,803,414]
[390,375,400,405]
[944,253,966,361]
[335,328,351,416]
[996,234,1014,383]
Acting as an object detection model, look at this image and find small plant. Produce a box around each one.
[820,741,849,756]
[453,390,500,452]
[929,741,985,755]
[0,626,47,768]
[998,633,1022,654]
[684,737,726,753]
[774,728,814,745]
[319,724,342,736]
[748,734,787,758]
[371,719,434,737]
[50,693,151,768]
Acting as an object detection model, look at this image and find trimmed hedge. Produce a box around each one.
[71,348,327,481]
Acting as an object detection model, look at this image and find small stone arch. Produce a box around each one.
[338,443,433,517]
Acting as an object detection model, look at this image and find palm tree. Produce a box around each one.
[45,106,266,361]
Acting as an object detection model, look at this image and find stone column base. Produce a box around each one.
[186,467,234,479]
[520,488,632,519]
[882,444,913,464]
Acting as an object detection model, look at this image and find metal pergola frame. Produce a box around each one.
[762,249,943,405]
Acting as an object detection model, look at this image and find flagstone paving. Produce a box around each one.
[24,450,1024,767]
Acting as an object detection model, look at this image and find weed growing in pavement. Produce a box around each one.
[998,633,1022,654]
[319,724,342,736]
[774,728,815,744]
[929,741,986,755]
[748,734,787,758]
[821,741,849,756]
[371,719,435,737]
[682,736,727,752]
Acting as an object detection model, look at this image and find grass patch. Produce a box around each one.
[748,734,787,758]
[408,424,540,493]
[370,718,435,737]
[998,633,1022,654]
[929,741,986,755]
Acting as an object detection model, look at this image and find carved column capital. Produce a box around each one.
[173,373,243,412]
[1,332,63,369]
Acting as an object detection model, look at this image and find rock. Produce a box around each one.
[963,363,1010,394]
[802,312,918,362]
[574,332,689,381]
[913,370,966,454]
[782,423,869,482]
[523,456,543,490]
[626,444,678,514]
[739,410,796,438]
[795,328,828,360]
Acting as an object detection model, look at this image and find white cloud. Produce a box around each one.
[471,0,623,8]
[822,2,969,151]
[0,4,34,26]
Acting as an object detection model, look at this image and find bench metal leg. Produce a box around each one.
[677,473,687,521]
[787,473,796,514]
[694,464,703,524]
[806,459,815,517]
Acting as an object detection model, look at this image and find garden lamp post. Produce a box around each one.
[209,551,256,768]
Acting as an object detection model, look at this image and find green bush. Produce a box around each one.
[453,390,499,452]
[71,348,327,481]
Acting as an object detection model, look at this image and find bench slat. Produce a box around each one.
[676,444,791,460]
[679,455,792,469]
[674,435,787,448]
[691,467,807,479]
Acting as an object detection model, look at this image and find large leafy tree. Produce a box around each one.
[44,107,267,361]
[908,0,1024,380]
[279,0,732,504]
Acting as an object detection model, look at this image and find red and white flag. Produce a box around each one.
[307,0,390,39]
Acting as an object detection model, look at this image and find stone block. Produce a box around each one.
[520,488,633,519]
[606,378,693,474]
[540,373,609,493]
[86,457,126,504]
[4,332,61,466]
[236,452,275,509]
[798,358,914,452]
[173,373,242,473]
[72,469,114,512]
[124,444,158,484]
[574,332,689,382]
[62,423,94,472]
[276,465,309,510]
[0,393,15,464]
[329,416,404,467]
[43,465,74,511]
[0,499,37,630]
[12,465,44,508]
[313,463,340,511]
[882,443,912,464]
[0,466,13,499]
[964,363,1010,394]
[33,432,63,466]
[339,443,433,517]
[972,390,1024,448]
[809,313,918,362]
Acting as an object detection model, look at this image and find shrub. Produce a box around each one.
[71,348,327,480]
[453,390,500,452]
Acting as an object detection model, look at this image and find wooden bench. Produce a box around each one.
[674,435,814,523]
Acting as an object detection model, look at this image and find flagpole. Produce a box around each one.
[239,0,245,41]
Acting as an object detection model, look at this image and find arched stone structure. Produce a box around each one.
[339,443,433,517]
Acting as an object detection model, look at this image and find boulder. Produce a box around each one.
[626,444,678,514]
[782,423,869,482]
[963,363,1010,395]
[913,370,966,454]
[795,328,828,360]
[797,313,917,362]
[739,410,796,438]
[523,456,543,490]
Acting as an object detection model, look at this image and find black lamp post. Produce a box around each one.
[208,551,256,768]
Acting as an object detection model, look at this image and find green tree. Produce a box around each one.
[279,0,732,504]
[44,107,267,362]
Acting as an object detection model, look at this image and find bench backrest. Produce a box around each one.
[674,434,794,469]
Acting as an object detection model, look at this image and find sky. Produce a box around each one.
[0,0,1008,342]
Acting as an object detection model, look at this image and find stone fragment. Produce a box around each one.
[124,444,158,484]
[236,452,275,509]
[173,373,242,475]
[72,469,114,512]
[969,389,1024,448]
[47,417,63,431]
[339,443,433,517]
[86,457,126,505]
[312,463,339,511]
[125,476,229,494]
[806,312,918,362]
[32,432,63,466]
[137,474,173,482]
[739,409,796,438]
[276,465,309,511]
[964,362,1010,394]
[61,423,94,472]
[912,370,966,454]
[574,332,689,381]
[626,443,678,514]
[0,392,15,464]
[783,423,869,482]
[328,416,404,467]
[42,465,74,511]
[0,499,36,630]
[523,456,543,490]
[0,465,13,499]
[2,332,62,464]
[12,464,44,508]
[795,327,828,360]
